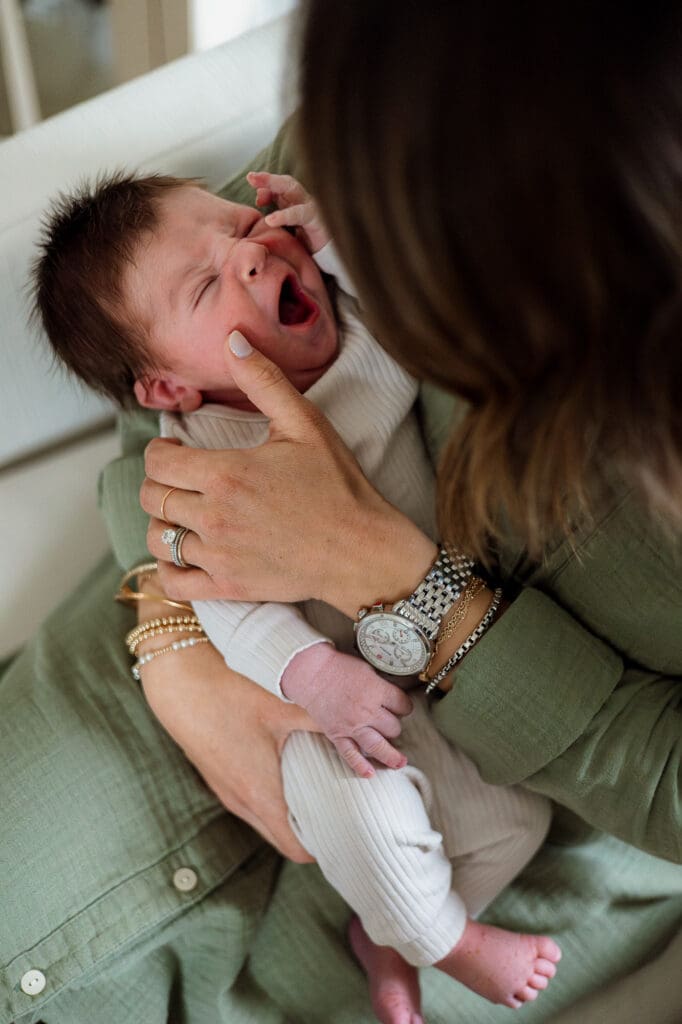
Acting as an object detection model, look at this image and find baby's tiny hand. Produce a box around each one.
[247,171,330,254]
[281,644,413,778]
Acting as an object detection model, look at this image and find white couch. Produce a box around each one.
[0,14,293,657]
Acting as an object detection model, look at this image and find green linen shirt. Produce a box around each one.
[2,125,681,1024]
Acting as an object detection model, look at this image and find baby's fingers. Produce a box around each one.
[371,708,403,740]
[333,737,376,779]
[265,204,313,229]
[247,171,308,206]
[355,728,407,771]
[253,186,274,208]
[382,686,413,718]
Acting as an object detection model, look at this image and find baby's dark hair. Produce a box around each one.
[32,171,201,406]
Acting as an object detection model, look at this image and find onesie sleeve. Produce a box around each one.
[193,599,331,699]
[314,241,358,298]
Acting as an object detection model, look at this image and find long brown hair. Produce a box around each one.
[296,1,682,561]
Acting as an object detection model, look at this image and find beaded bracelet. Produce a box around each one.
[131,636,209,681]
[126,614,199,651]
[423,587,503,694]
[128,623,205,656]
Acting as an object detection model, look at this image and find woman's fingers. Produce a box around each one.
[141,477,204,530]
[144,438,228,495]
[224,331,323,439]
[228,790,312,863]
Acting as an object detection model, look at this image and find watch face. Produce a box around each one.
[355,612,430,675]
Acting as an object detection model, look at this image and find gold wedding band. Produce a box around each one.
[159,487,177,524]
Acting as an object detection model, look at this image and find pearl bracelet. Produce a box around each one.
[131,636,209,681]
[128,622,204,656]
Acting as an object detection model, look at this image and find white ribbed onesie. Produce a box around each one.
[161,244,551,966]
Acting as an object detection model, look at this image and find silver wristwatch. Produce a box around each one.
[354,548,474,676]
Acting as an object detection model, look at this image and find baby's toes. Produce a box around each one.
[535,958,558,979]
[503,996,523,1009]
[515,986,539,1003]
[538,936,562,962]
[529,972,549,990]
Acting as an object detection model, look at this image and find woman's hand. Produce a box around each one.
[141,332,437,616]
[135,586,317,862]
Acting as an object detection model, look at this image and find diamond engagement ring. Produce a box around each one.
[170,526,190,568]
[161,525,191,568]
[161,527,178,547]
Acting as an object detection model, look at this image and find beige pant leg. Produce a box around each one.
[282,728,467,967]
[401,693,552,919]
[282,694,551,966]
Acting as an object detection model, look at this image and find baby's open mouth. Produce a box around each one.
[278,275,318,327]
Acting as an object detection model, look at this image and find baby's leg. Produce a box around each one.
[282,729,466,1024]
[398,695,561,1007]
[283,729,467,963]
[403,694,552,918]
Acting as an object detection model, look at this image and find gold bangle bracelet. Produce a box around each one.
[117,562,158,591]
[115,561,194,613]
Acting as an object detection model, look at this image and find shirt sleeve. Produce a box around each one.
[97,408,158,570]
[193,598,330,700]
[432,587,682,863]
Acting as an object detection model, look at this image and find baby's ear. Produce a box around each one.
[133,377,202,412]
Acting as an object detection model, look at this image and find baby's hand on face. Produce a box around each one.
[247,171,330,254]
[281,643,413,778]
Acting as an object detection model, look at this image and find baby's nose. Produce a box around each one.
[233,240,267,282]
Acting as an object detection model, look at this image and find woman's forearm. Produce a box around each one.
[432,587,682,863]
[131,582,316,861]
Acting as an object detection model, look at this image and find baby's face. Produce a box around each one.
[126,186,338,411]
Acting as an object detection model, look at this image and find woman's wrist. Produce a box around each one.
[328,508,438,619]
[429,588,509,692]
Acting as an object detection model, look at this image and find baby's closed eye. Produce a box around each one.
[195,276,218,307]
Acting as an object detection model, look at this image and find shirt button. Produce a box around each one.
[172,867,198,893]
[20,969,46,996]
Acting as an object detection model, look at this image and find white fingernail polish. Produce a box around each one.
[229,331,253,358]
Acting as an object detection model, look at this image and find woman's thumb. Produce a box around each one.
[225,330,312,434]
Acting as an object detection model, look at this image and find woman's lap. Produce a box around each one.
[251,825,682,1022]
[2,555,680,1022]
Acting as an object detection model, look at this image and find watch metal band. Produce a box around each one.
[397,547,474,640]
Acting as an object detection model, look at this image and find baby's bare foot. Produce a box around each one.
[437,918,561,1009]
[349,916,424,1024]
